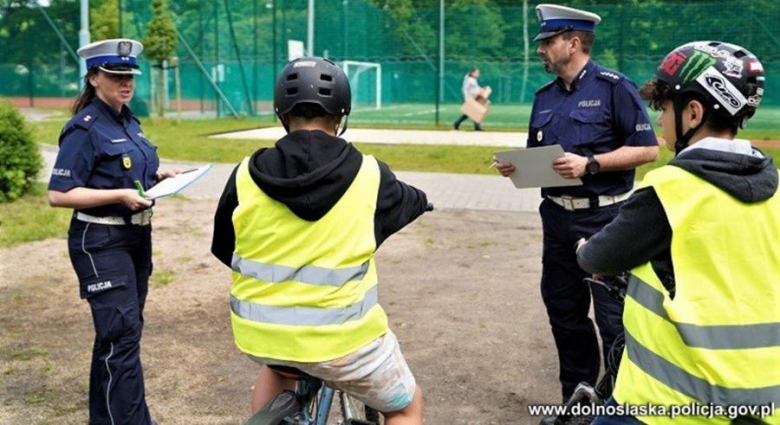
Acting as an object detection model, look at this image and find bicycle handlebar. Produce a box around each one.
[584,272,629,302]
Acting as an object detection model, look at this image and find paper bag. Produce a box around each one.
[460,98,489,123]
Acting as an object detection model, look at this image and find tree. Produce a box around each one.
[0,101,41,202]
[143,0,177,117]
[368,0,437,60]
[90,0,120,40]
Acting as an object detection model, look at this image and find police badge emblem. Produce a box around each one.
[122,154,132,169]
[118,41,132,57]
[537,130,543,142]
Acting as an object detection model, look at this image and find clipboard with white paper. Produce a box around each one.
[494,145,583,189]
[145,164,213,200]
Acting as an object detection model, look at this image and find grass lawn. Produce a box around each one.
[357,103,780,140]
[0,184,72,248]
[32,109,780,177]
[32,116,506,173]
[8,111,778,248]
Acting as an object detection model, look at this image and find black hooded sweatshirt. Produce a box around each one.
[211,130,429,267]
[577,138,779,288]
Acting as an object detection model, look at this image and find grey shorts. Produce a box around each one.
[249,330,417,412]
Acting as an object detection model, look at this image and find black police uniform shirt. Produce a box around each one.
[528,60,657,199]
[49,97,159,217]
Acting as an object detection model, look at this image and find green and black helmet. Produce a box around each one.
[656,41,765,152]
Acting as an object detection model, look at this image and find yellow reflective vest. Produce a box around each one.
[614,165,780,424]
[229,154,388,363]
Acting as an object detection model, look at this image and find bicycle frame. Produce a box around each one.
[245,376,378,425]
[314,386,334,425]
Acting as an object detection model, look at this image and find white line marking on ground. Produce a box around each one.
[401,108,441,117]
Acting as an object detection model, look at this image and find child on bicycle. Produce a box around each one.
[577,41,779,424]
[211,57,427,424]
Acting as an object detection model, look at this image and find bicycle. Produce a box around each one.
[555,272,629,425]
[244,366,382,425]
[244,202,434,425]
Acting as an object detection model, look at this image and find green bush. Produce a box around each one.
[0,101,42,202]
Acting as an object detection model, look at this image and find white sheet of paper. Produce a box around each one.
[145,164,213,200]
[494,145,583,189]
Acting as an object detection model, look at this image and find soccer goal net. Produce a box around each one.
[340,61,382,110]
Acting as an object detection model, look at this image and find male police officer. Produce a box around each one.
[495,4,658,414]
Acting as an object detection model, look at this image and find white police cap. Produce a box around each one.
[535,4,602,42]
[77,38,144,75]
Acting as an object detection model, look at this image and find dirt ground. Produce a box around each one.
[0,199,563,424]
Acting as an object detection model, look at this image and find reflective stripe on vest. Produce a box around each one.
[629,274,780,349]
[624,329,780,407]
[231,254,370,287]
[231,285,378,327]
[229,154,389,363]
[613,164,780,424]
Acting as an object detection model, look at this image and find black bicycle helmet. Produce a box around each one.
[655,41,765,154]
[274,57,352,135]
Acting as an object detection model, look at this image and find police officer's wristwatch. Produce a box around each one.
[586,155,601,175]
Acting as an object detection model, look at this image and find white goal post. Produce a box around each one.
[339,60,382,110]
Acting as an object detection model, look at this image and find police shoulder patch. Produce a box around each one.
[596,69,625,85]
[73,110,99,130]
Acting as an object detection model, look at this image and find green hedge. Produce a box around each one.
[0,101,42,202]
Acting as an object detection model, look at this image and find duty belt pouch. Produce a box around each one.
[138,209,152,225]
[122,210,152,226]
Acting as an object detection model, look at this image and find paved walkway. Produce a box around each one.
[39,144,543,212]
[19,108,66,122]
[213,126,529,148]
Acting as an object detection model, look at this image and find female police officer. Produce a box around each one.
[48,38,175,425]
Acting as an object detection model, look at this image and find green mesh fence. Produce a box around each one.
[1,0,779,128]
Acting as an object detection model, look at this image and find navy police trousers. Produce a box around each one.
[68,218,153,425]
[539,199,625,401]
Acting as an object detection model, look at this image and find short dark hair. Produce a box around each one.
[288,103,334,120]
[639,79,674,113]
[561,31,594,55]
[640,79,739,135]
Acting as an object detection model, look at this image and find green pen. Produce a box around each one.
[134,180,153,214]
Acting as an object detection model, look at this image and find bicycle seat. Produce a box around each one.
[244,391,300,425]
[268,364,313,379]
